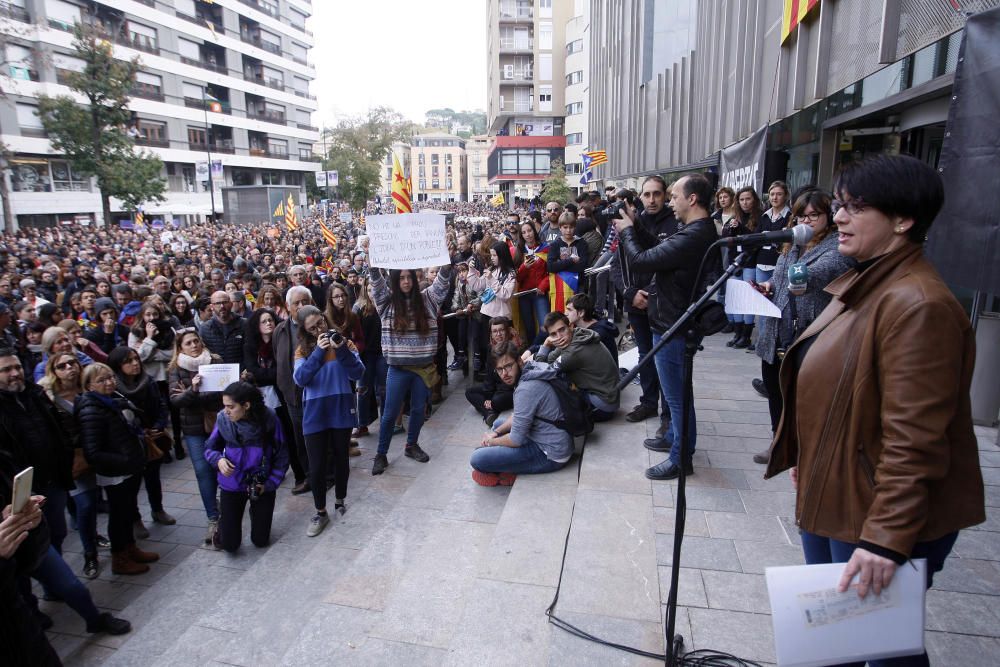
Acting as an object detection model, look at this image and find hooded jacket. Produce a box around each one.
[204,409,288,494]
[535,327,620,406]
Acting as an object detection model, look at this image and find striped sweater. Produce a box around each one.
[372,265,452,367]
[293,343,365,435]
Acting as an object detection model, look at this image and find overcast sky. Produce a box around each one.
[310,1,488,127]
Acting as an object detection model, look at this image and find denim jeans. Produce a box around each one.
[469,438,568,475]
[39,482,67,554]
[378,366,430,456]
[518,292,550,338]
[738,267,756,323]
[24,546,101,625]
[73,487,100,554]
[799,530,959,667]
[651,332,697,466]
[185,434,219,521]
[628,310,664,413]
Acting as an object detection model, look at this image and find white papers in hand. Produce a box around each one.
[724,279,781,318]
[198,363,240,392]
[766,559,927,667]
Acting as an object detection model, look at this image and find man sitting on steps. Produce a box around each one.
[469,343,573,487]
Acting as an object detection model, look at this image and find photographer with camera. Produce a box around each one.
[293,306,364,538]
[616,174,719,480]
[203,382,288,552]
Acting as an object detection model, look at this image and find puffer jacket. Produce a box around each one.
[75,391,146,478]
[168,364,224,436]
[203,409,288,494]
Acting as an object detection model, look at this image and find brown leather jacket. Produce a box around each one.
[765,243,985,557]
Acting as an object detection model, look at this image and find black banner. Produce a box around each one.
[926,7,1000,295]
[719,125,768,195]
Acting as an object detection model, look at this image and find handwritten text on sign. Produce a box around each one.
[366,214,450,269]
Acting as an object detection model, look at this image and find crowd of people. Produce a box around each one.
[0,154,987,667]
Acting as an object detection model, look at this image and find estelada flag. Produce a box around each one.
[583,150,608,169]
[535,242,579,312]
[391,153,412,213]
[319,220,338,250]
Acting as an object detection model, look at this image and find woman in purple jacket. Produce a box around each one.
[204,382,288,552]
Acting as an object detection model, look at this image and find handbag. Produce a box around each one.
[144,430,171,462]
[72,448,91,479]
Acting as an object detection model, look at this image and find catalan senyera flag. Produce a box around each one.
[284,193,298,232]
[534,243,579,313]
[391,153,412,213]
[319,220,338,250]
[583,150,608,169]
[782,0,820,42]
[490,192,505,207]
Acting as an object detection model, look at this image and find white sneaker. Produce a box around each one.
[306,513,329,537]
[205,519,218,546]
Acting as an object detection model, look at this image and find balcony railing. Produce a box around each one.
[175,11,224,33]
[238,0,278,18]
[247,109,286,124]
[290,88,316,100]
[10,65,40,82]
[0,2,30,22]
[297,122,318,131]
[291,55,308,66]
[249,146,289,159]
[499,9,533,21]
[135,136,170,148]
[21,127,48,138]
[240,31,282,55]
[499,69,533,83]
[180,56,227,74]
[125,34,160,56]
[190,140,235,154]
[183,97,232,114]
[130,84,165,101]
[499,39,533,52]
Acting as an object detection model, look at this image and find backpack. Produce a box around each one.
[537,372,594,437]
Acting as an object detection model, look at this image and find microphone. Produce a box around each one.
[719,225,814,248]
[787,261,809,295]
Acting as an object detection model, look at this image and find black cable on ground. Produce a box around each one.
[543,425,765,666]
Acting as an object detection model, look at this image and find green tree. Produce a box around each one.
[540,159,573,206]
[37,24,165,226]
[320,107,415,210]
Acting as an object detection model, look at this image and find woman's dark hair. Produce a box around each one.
[834,153,944,243]
[389,269,429,335]
[568,293,597,321]
[519,220,540,248]
[734,186,763,232]
[37,303,61,327]
[528,210,543,226]
[490,242,515,281]
[107,345,143,378]
[295,305,327,356]
[782,190,834,254]
[222,381,269,426]
[324,282,359,334]
[245,308,278,352]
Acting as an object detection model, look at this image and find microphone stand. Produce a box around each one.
[617,247,749,666]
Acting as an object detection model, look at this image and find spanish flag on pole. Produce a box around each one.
[391,153,412,213]
[319,220,338,250]
[285,193,298,232]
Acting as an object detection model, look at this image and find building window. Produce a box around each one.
[187,126,207,147]
[539,21,552,50]
[50,159,88,191]
[232,169,254,186]
[566,39,583,55]
[267,138,288,157]
[566,70,583,86]
[126,21,158,53]
[431,153,439,165]
[565,162,583,174]
[539,53,552,80]
[16,103,44,136]
[136,119,167,146]
[418,166,426,177]
[565,102,583,115]
[262,171,281,185]
[539,85,552,112]
[539,0,552,17]
[445,153,452,164]
[286,172,302,186]
[133,71,163,99]
[418,153,425,164]
[566,132,583,145]
[11,159,51,192]
[418,178,426,190]
[298,145,313,159]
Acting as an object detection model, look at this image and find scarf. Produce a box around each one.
[176,349,214,373]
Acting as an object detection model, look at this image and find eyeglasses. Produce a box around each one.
[95,375,116,384]
[55,360,79,370]
[796,212,824,222]
[496,360,518,374]
[831,198,869,216]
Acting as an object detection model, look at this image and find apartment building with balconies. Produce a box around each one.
[486,0,572,203]
[0,0,320,228]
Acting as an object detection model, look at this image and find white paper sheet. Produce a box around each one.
[724,279,781,317]
[366,213,450,269]
[197,363,240,392]
[766,559,927,667]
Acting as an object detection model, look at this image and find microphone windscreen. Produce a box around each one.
[791,224,815,246]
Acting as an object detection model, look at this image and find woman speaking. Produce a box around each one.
[765,156,985,667]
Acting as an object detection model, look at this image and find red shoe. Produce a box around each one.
[497,473,517,487]
[471,470,501,487]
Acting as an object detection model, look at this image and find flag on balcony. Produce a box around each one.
[391,153,412,213]
[582,150,608,169]
[285,193,298,232]
[319,220,338,250]
[204,91,223,114]
[490,192,505,207]
[781,0,819,43]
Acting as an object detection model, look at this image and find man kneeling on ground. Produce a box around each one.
[469,343,572,487]
[464,317,518,425]
[534,311,620,421]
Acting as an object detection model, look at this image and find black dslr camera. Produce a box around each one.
[245,468,268,501]
[326,330,344,346]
